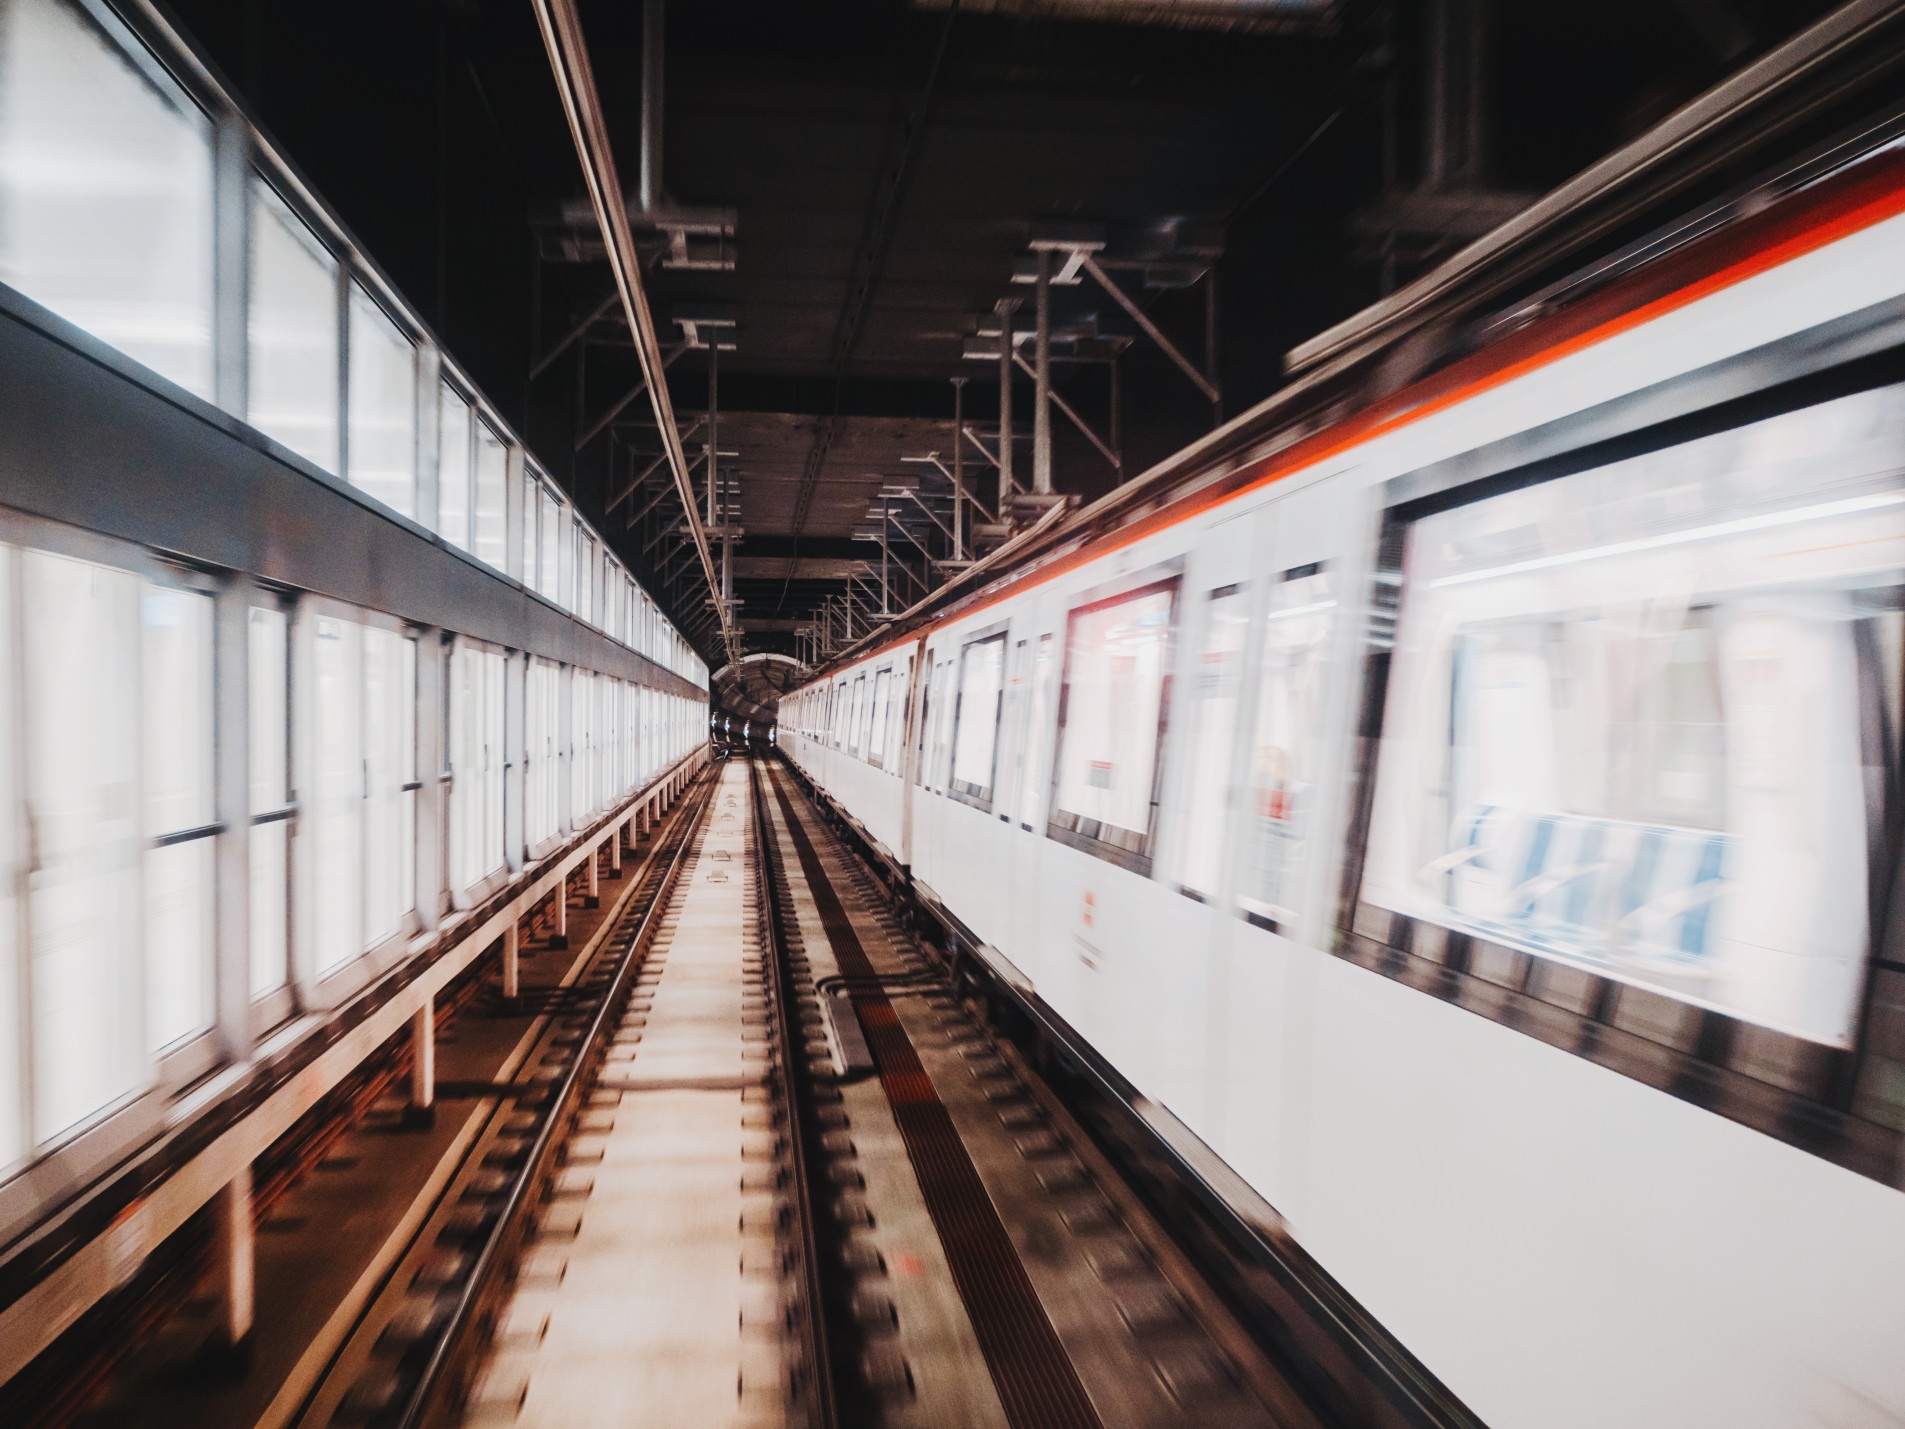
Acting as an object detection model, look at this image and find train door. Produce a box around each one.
[1140,510,1256,1137]
[1215,470,1374,1210]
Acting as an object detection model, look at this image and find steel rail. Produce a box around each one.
[747,757,840,1428]
[389,771,719,1428]
[530,0,738,662]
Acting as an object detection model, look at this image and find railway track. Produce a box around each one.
[271,767,721,1429]
[300,755,1314,1428]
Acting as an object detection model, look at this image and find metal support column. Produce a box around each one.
[705,345,719,525]
[503,920,521,1004]
[950,376,967,561]
[1204,264,1222,423]
[879,495,893,616]
[1033,247,1053,495]
[406,997,436,1128]
[995,296,1017,512]
[640,0,664,213]
[212,1167,254,1358]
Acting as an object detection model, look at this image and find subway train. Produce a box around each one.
[782,94,1905,1429]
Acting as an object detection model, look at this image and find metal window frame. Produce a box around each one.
[1331,333,1905,1187]
[1045,564,1183,877]
[1169,579,1250,905]
[1018,631,1056,833]
[947,622,1012,814]
[1231,562,1332,937]
[40,0,700,670]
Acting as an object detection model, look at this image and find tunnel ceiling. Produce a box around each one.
[168,0,1841,713]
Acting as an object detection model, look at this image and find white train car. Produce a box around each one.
[782,103,1905,1429]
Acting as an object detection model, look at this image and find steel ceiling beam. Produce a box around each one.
[531,0,737,660]
[576,341,688,451]
[529,289,620,381]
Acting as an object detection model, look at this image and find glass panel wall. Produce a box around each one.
[248,606,289,998]
[0,0,214,399]
[361,626,415,949]
[448,643,505,896]
[23,551,142,1145]
[437,382,471,551]
[140,585,214,1053]
[249,182,339,471]
[309,615,363,976]
[345,283,416,518]
[473,421,507,570]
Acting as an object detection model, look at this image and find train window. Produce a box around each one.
[891,658,911,770]
[1361,383,1905,1048]
[869,669,892,767]
[250,180,341,472]
[931,656,956,792]
[996,639,1030,825]
[913,663,933,785]
[1017,634,1054,830]
[1238,568,1334,931]
[1174,585,1248,900]
[848,676,867,758]
[1049,578,1180,874]
[249,606,291,999]
[0,0,215,401]
[950,632,1007,810]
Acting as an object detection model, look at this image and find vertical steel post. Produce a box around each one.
[407,997,436,1126]
[212,1167,254,1358]
[995,297,1016,513]
[1033,247,1053,495]
[880,499,892,615]
[640,0,664,213]
[951,376,966,561]
[1205,264,1222,425]
[588,841,601,905]
[503,920,521,1002]
[705,344,719,526]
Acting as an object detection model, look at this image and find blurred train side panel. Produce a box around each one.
[781,112,1905,1428]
